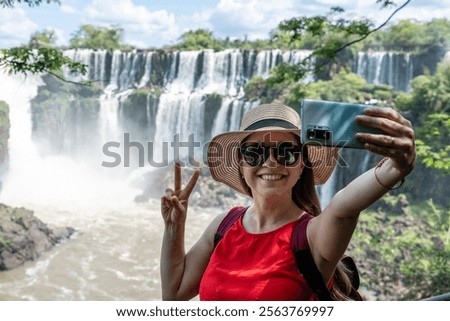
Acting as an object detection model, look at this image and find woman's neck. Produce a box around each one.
[244,194,303,233]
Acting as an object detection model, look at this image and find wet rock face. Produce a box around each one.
[0,203,76,271]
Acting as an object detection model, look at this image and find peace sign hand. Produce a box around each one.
[161,162,200,226]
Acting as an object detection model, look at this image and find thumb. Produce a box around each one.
[171,195,185,213]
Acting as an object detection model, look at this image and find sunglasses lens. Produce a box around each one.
[241,143,301,167]
[276,143,301,166]
[241,144,265,166]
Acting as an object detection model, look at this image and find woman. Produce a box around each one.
[160,103,415,300]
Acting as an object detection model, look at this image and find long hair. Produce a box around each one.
[292,145,321,216]
[239,141,355,300]
[293,145,355,301]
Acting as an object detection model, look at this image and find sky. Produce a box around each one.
[1,0,449,49]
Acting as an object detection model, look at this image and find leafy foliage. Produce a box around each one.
[172,29,223,51]
[0,0,88,83]
[351,196,449,300]
[0,100,10,162]
[246,69,395,108]
[28,29,57,48]
[303,70,394,103]
[30,74,101,152]
[393,63,450,174]
[70,25,127,50]
[269,1,411,81]
[364,18,450,50]
[415,113,450,175]
[0,47,87,83]
[0,0,59,7]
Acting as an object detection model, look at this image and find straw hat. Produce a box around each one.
[207,103,338,196]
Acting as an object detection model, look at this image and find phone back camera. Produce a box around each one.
[307,129,315,139]
[308,128,331,140]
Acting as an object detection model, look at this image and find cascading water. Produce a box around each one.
[0,47,446,300]
[355,51,415,92]
[0,71,183,300]
[1,49,317,300]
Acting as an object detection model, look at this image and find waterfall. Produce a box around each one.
[444,51,450,64]
[138,52,153,88]
[356,51,415,92]
[5,47,446,199]
[0,47,447,300]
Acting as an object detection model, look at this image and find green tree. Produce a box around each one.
[70,24,126,50]
[351,197,449,300]
[396,63,450,122]
[303,69,394,103]
[415,114,450,175]
[0,0,86,81]
[28,29,57,48]
[395,63,450,176]
[269,1,411,83]
[173,29,223,51]
[364,18,450,51]
[382,19,425,48]
[0,47,87,82]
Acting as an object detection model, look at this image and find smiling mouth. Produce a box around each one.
[259,174,285,181]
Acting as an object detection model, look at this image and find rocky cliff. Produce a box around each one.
[0,203,76,271]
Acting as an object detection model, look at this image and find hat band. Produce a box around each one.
[243,119,298,131]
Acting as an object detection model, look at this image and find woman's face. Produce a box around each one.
[239,131,304,199]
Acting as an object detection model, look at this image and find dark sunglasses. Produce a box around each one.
[240,142,302,167]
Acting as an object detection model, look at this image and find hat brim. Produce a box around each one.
[207,128,338,196]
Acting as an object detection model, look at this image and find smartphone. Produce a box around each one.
[300,99,388,149]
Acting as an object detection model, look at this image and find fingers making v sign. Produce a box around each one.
[161,162,200,225]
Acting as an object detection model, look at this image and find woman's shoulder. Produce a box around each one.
[200,206,246,247]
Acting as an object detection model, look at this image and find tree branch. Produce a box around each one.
[330,0,411,56]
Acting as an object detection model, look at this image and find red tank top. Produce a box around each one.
[199,215,316,301]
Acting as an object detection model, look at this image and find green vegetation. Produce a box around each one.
[364,18,450,51]
[351,196,449,300]
[70,25,130,50]
[0,0,59,7]
[171,29,224,51]
[394,63,450,176]
[28,29,57,48]
[1,0,448,300]
[0,232,10,248]
[0,46,86,78]
[396,63,450,122]
[244,69,395,108]
[0,100,10,163]
[31,74,100,152]
[415,114,450,175]
[0,1,85,81]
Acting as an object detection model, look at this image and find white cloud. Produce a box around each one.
[48,27,67,47]
[83,0,180,47]
[60,4,77,14]
[393,2,450,22]
[207,0,299,40]
[201,0,450,43]
[0,8,38,48]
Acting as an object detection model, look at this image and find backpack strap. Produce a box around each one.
[291,214,333,301]
[214,206,247,248]
[341,256,363,300]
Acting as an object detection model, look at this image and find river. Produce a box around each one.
[0,72,216,300]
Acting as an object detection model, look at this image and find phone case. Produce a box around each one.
[300,99,388,149]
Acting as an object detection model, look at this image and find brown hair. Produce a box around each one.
[239,141,355,300]
[292,146,321,216]
[294,145,355,301]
